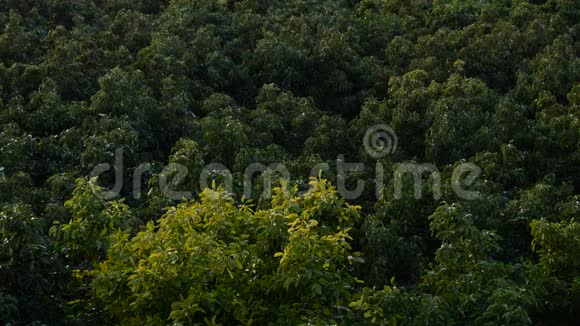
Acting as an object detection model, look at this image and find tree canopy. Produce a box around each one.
[0,0,578,324]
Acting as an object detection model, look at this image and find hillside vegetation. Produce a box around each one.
[0,0,578,324]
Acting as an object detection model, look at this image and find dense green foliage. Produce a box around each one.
[0,0,578,324]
